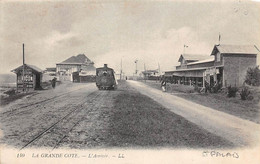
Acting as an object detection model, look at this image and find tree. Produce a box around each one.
[245,66,260,86]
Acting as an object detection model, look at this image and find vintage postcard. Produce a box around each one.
[0,0,260,163]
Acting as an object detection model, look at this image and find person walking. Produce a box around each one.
[51,77,57,89]
[161,77,167,92]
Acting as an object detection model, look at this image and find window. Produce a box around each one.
[103,71,108,76]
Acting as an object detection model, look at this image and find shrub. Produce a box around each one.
[205,81,211,93]
[169,84,194,93]
[4,89,16,96]
[240,87,251,100]
[194,85,200,93]
[211,82,222,93]
[247,95,254,101]
[227,85,238,98]
[245,66,260,86]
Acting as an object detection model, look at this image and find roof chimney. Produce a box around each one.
[104,64,108,67]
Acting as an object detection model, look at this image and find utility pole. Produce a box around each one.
[144,62,146,82]
[22,43,25,92]
[134,60,138,79]
[157,62,160,83]
[218,33,221,45]
[158,62,160,76]
[120,58,122,80]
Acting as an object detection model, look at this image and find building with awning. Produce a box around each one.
[56,54,96,82]
[164,45,259,87]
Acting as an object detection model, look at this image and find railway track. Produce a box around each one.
[1,85,93,116]
[20,91,104,150]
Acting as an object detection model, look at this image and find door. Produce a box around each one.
[35,73,41,89]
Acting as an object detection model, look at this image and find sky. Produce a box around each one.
[0,0,260,75]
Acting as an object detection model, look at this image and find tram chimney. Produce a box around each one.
[104,64,108,67]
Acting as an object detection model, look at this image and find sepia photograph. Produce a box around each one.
[0,0,260,163]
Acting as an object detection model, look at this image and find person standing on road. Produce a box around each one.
[51,77,57,89]
[161,77,167,92]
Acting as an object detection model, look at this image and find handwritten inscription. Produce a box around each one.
[233,0,248,15]
[202,150,239,158]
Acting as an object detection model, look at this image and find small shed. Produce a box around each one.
[78,70,96,82]
[11,64,43,92]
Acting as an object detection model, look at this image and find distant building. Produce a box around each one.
[141,69,159,80]
[141,70,159,77]
[164,45,259,87]
[11,64,43,92]
[44,67,56,74]
[74,65,96,83]
[176,54,209,70]
[42,67,56,82]
[56,54,96,82]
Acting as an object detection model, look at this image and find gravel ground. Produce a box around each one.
[0,81,233,149]
[0,83,97,148]
[59,81,233,149]
[103,81,233,148]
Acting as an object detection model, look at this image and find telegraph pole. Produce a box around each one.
[218,33,221,45]
[157,62,160,83]
[22,43,25,92]
[134,60,138,78]
[144,62,146,82]
[120,58,122,80]
[158,62,160,76]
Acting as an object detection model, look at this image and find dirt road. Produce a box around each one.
[127,80,260,147]
[0,81,234,149]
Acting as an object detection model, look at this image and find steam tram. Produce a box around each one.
[96,64,117,90]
